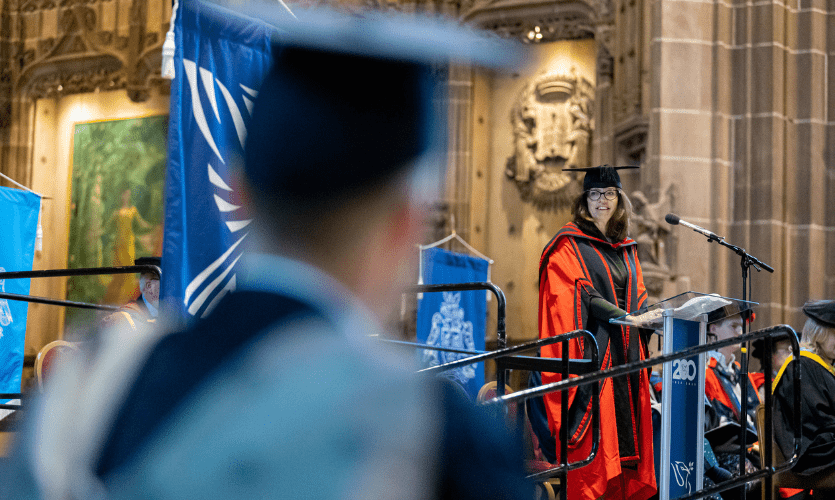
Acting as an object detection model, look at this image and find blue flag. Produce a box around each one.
[0,187,41,394]
[416,248,488,398]
[162,0,276,321]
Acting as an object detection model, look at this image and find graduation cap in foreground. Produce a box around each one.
[802,299,835,329]
[214,0,525,201]
[563,165,639,191]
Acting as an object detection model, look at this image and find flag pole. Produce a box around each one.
[272,0,297,19]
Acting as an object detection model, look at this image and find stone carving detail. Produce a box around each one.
[506,70,594,210]
[615,117,647,165]
[483,14,596,42]
[596,34,614,84]
[597,48,614,85]
[19,49,37,69]
[28,69,122,99]
[630,187,674,300]
[97,31,113,46]
[37,38,57,56]
[464,0,601,42]
[21,0,102,11]
[58,5,96,33]
[6,0,169,103]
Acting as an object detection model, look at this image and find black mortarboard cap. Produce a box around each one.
[707,304,745,324]
[802,299,835,328]
[563,164,639,191]
[231,2,523,201]
[705,297,756,324]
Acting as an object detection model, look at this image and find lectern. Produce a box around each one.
[613,292,756,500]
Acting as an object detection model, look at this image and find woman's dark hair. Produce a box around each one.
[572,189,632,242]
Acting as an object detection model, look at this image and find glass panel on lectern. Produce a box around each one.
[610,291,758,328]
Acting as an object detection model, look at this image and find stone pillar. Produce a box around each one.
[650,0,729,298]
[650,0,834,330]
[1,95,35,189]
[777,0,832,325]
[594,28,615,167]
[727,0,832,328]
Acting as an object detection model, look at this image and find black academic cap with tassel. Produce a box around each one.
[563,164,639,191]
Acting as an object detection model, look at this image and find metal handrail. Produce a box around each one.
[0,265,161,281]
[415,292,800,500]
[408,281,506,343]
[381,335,595,375]
[416,334,592,375]
[0,291,121,312]
[0,265,164,410]
[409,282,511,392]
[404,281,603,485]
[391,328,602,482]
[489,325,802,500]
[506,329,601,481]
[0,265,161,312]
[0,393,25,410]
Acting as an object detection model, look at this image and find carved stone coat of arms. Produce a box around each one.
[506,71,595,210]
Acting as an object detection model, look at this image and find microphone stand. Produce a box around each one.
[703,233,774,500]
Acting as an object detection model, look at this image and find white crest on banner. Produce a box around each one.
[181,58,255,318]
[0,268,11,334]
[423,291,476,385]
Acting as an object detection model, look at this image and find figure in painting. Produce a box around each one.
[103,188,152,304]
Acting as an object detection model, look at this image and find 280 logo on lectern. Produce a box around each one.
[671,359,697,381]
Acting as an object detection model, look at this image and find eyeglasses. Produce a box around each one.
[587,189,618,201]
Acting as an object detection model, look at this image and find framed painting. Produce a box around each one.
[66,114,168,327]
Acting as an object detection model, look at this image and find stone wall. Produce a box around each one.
[649,0,835,332]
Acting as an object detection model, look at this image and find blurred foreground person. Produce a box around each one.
[2,5,530,500]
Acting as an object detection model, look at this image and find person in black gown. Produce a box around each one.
[772,299,835,498]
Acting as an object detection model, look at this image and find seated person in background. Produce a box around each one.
[704,310,761,437]
[123,256,161,319]
[702,309,761,499]
[750,335,793,401]
[100,256,160,332]
[773,300,835,486]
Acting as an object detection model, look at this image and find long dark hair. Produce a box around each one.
[572,189,632,242]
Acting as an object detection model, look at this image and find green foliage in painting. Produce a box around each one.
[66,115,168,327]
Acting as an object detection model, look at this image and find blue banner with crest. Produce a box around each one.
[0,186,41,394]
[161,0,276,322]
[416,248,488,398]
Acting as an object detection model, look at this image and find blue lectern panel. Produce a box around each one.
[666,318,703,497]
[659,316,705,500]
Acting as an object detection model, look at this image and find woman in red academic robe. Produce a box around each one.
[538,165,656,500]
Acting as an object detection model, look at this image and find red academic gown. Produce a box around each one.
[538,222,656,500]
[703,356,762,431]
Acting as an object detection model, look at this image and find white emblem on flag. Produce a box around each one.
[181,58,256,318]
[0,268,12,332]
[423,291,476,385]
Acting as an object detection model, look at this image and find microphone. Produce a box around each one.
[665,213,724,241]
